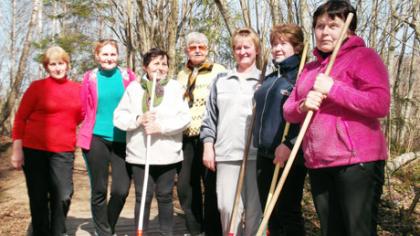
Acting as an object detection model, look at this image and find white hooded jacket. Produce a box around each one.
[114,78,191,165]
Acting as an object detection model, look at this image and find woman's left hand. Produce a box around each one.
[313,73,334,95]
[144,122,162,135]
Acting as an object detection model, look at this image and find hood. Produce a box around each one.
[313,35,366,63]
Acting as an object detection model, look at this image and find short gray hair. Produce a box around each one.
[186,32,208,46]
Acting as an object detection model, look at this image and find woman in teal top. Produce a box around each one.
[78,39,137,236]
[94,67,126,142]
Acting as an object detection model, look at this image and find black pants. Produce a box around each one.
[176,136,222,235]
[23,148,74,236]
[309,160,385,236]
[132,163,178,236]
[256,151,307,236]
[83,135,131,236]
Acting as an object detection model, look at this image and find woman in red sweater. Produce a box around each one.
[10,46,82,236]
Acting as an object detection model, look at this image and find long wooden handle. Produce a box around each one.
[256,13,354,236]
[263,41,309,214]
[137,72,158,236]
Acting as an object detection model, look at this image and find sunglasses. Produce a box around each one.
[187,45,208,52]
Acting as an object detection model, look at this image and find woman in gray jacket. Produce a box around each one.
[201,27,262,236]
[114,48,191,235]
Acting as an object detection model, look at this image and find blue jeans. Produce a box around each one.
[23,148,74,236]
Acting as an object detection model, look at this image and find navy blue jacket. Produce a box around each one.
[253,55,301,157]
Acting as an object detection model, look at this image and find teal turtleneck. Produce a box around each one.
[93,66,126,142]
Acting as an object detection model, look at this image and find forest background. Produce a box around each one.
[0,0,418,235]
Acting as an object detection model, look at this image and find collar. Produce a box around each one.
[47,76,68,84]
[98,66,118,77]
[273,54,300,75]
[140,74,169,85]
[227,64,260,81]
[186,59,214,72]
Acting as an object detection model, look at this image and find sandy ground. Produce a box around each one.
[0,146,188,236]
[0,141,418,236]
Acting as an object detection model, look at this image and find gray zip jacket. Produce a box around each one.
[200,66,260,162]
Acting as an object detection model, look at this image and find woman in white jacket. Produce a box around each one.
[114,48,191,235]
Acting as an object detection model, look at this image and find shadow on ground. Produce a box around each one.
[67,214,190,236]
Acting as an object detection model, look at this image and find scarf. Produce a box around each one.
[184,60,214,107]
[140,74,169,112]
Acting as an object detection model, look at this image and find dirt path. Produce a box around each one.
[1,141,419,235]
[0,146,188,236]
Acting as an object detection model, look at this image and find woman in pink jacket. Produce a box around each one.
[283,1,389,236]
[77,39,136,236]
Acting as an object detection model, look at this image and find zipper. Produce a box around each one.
[258,76,278,146]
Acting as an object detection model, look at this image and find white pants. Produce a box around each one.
[216,160,262,236]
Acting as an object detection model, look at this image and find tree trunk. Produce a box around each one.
[269,0,281,26]
[135,0,152,55]
[9,0,16,86]
[37,0,43,80]
[239,0,251,27]
[126,0,135,69]
[398,23,418,149]
[0,0,39,134]
[386,151,420,173]
[299,0,312,38]
[167,0,178,78]
[385,0,398,146]
[368,0,379,48]
[286,0,293,23]
[214,0,235,36]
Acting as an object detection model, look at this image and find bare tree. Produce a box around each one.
[239,0,251,27]
[269,0,282,26]
[126,0,135,69]
[0,0,40,134]
[167,0,178,77]
[214,0,235,36]
[299,0,312,38]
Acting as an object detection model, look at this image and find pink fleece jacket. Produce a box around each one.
[77,67,137,150]
[283,35,390,169]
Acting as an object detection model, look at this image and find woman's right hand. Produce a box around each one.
[10,140,24,170]
[300,90,326,112]
[203,143,216,172]
[138,111,156,126]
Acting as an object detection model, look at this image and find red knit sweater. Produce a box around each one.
[12,77,83,152]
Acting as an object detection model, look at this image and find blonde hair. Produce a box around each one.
[94,39,119,55]
[42,46,70,70]
[231,27,260,53]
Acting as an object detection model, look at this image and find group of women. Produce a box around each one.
[10,1,390,236]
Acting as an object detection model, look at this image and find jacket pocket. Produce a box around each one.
[307,114,352,163]
[336,117,355,156]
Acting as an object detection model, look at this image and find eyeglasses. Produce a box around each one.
[187,45,208,52]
